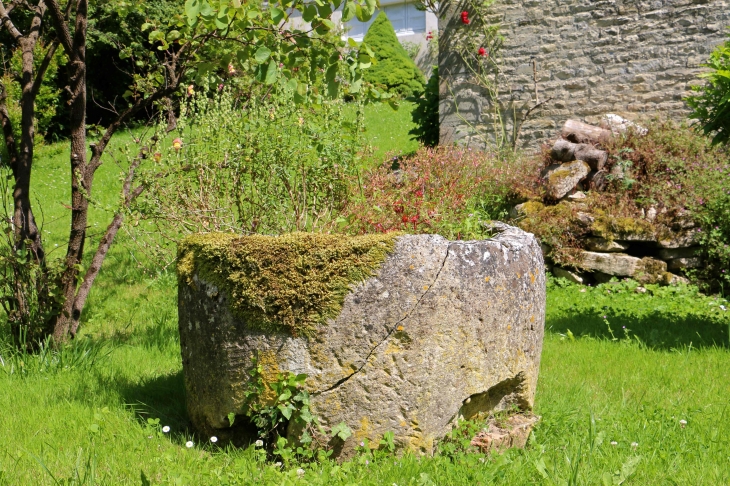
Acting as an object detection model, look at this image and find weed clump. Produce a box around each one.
[344,146,541,239]
[177,232,399,336]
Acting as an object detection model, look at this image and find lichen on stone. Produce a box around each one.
[177,232,400,336]
[590,212,655,240]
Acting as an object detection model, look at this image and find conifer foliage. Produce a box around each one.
[362,12,425,98]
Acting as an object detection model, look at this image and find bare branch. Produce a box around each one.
[0,1,23,41]
[45,0,73,57]
[30,39,59,98]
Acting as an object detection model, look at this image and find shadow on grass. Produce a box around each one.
[547,311,729,350]
[116,370,190,431]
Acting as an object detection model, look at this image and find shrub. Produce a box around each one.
[686,30,730,145]
[409,66,439,146]
[342,146,541,239]
[1,42,64,142]
[362,12,425,98]
[136,86,364,240]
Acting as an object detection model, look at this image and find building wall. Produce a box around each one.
[439,0,730,148]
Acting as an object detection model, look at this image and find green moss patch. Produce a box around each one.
[178,232,400,336]
[590,212,656,240]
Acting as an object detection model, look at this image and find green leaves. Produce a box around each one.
[184,0,201,25]
[342,1,357,22]
[330,421,353,441]
[254,46,271,64]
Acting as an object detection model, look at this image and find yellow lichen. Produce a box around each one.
[177,232,399,336]
[256,349,281,405]
[590,212,655,240]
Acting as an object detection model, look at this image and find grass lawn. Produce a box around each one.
[1,103,729,484]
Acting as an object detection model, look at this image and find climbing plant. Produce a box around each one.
[445,0,549,151]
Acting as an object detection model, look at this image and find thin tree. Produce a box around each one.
[0,0,378,344]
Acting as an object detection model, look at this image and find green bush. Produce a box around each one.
[409,66,439,146]
[687,30,730,145]
[362,12,425,98]
[1,42,64,142]
[136,86,364,240]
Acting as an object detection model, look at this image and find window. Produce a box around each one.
[343,1,426,41]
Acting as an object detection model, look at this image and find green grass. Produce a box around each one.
[1,271,728,484]
[362,101,421,165]
[2,105,730,484]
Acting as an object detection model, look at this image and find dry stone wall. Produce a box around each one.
[439,0,730,147]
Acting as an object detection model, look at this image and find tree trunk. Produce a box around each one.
[562,119,613,145]
[53,0,89,342]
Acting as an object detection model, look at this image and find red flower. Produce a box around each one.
[426,31,433,40]
[461,11,470,24]
[478,47,488,57]
[402,215,409,223]
[415,189,424,197]
[410,215,418,223]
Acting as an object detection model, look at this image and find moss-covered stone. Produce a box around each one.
[590,212,656,241]
[178,232,399,337]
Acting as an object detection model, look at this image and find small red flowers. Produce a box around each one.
[415,189,424,197]
[426,31,433,40]
[461,11,470,24]
[401,214,409,223]
[478,47,488,57]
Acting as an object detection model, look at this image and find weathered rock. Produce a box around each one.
[575,212,595,228]
[664,272,690,286]
[657,230,700,249]
[657,247,699,260]
[551,266,586,284]
[550,139,576,162]
[574,144,608,171]
[601,114,648,136]
[667,257,703,271]
[585,170,609,191]
[509,200,544,220]
[542,160,591,199]
[562,119,613,144]
[567,191,586,201]
[580,252,638,276]
[178,227,546,458]
[645,207,658,222]
[578,252,666,283]
[585,237,630,253]
[469,414,540,453]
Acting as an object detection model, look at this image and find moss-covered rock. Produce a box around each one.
[178,228,546,458]
[590,213,656,242]
[178,232,399,337]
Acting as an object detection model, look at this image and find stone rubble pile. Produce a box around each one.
[516,117,701,286]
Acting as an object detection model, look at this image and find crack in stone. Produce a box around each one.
[313,243,453,396]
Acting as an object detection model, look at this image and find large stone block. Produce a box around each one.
[178,226,545,458]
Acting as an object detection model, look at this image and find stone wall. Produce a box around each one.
[439,0,730,148]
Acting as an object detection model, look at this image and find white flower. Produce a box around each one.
[720,305,727,311]
[186,441,194,448]
[631,442,638,448]
[679,419,687,428]
[162,426,170,433]
[255,439,263,447]
[610,441,617,446]
[210,436,218,443]
[296,468,305,477]
[274,462,282,467]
